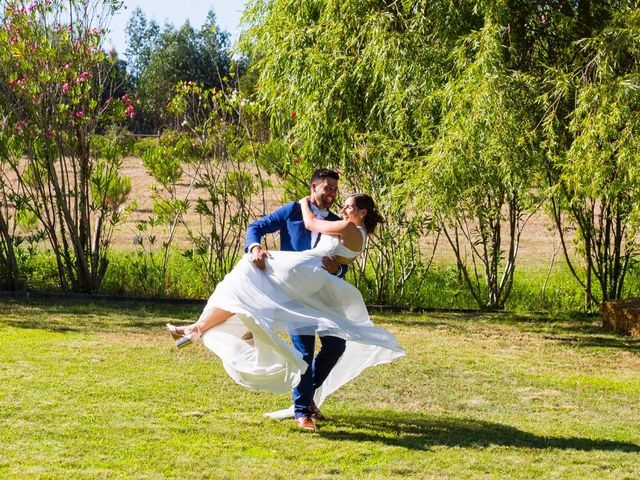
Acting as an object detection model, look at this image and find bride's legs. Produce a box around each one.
[166,308,234,346]
[192,308,234,334]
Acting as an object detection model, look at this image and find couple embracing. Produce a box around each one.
[167,168,405,431]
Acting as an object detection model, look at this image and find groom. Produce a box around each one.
[244,168,346,431]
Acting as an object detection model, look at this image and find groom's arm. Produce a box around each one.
[244,202,293,253]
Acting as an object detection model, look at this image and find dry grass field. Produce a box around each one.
[113,156,286,249]
[114,156,567,268]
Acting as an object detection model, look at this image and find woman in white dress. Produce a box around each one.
[166,193,404,403]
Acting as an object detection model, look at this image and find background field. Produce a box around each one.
[115,155,567,265]
[2,299,639,479]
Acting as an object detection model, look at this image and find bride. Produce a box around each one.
[166,193,404,407]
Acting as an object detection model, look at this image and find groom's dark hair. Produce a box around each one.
[310,168,340,184]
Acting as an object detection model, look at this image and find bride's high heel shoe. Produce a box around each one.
[175,325,201,349]
[166,323,182,340]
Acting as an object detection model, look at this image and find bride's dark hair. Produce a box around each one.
[351,194,384,234]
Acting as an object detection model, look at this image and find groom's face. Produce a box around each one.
[311,178,338,210]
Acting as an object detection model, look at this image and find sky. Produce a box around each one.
[105,1,248,55]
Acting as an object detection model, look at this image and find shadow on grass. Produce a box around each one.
[5,297,640,351]
[380,311,640,352]
[543,334,640,351]
[1,298,202,333]
[503,315,640,351]
[321,411,640,452]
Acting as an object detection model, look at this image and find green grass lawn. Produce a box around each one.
[1,299,639,479]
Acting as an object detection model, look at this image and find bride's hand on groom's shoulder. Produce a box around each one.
[299,196,310,206]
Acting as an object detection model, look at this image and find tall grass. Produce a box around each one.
[9,247,640,313]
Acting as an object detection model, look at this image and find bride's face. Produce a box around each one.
[341,196,365,224]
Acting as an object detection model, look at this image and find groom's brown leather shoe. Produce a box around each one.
[309,403,325,421]
[294,416,316,431]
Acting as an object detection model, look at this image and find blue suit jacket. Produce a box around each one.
[244,201,347,277]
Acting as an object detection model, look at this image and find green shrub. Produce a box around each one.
[10,245,640,314]
[101,250,212,299]
[132,136,160,158]
[17,249,60,292]
[158,129,198,160]
[92,127,135,157]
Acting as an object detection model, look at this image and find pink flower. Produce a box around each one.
[14,120,27,133]
[62,82,69,93]
[121,94,136,119]
[76,71,91,83]
[65,63,72,70]
[125,104,135,119]
[75,111,84,118]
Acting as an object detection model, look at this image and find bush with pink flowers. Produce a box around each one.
[0,0,133,292]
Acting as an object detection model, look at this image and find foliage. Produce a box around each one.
[240,0,640,310]
[411,17,542,310]
[130,136,156,157]
[124,8,232,133]
[8,242,618,313]
[4,0,640,316]
[127,80,271,295]
[240,0,449,304]
[123,6,161,79]
[542,2,640,306]
[169,81,272,289]
[0,0,133,292]
[131,133,191,296]
[0,111,24,289]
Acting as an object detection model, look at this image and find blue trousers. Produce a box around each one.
[290,333,346,418]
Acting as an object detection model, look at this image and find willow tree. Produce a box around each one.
[0,0,132,293]
[409,19,542,310]
[240,0,478,304]
[542,2,640,306]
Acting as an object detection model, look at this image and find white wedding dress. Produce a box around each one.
[198,227,405,417]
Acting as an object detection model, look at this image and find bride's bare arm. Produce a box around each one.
[299,197,352,236]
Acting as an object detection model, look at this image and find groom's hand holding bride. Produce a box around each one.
[250,245,272,270]
[321,256,341,275]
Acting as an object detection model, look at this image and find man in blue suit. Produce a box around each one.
[244,168,346,431]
